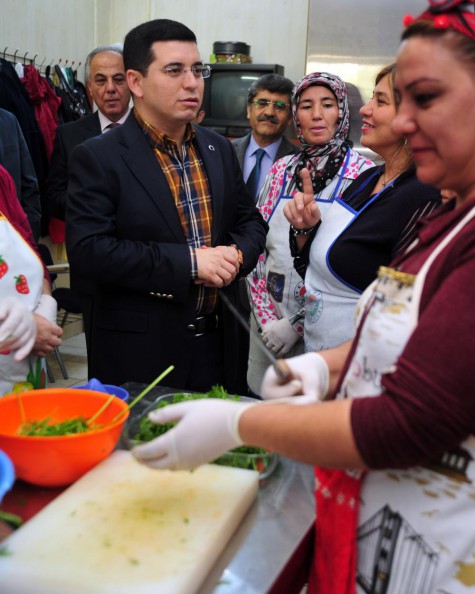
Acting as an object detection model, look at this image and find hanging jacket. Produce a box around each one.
[21,65,61,160]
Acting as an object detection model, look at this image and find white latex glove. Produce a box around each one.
[0,296,37,361]
[33,294,57,324]
[261,352,330,402]
[261,318,301,356]
[132,399,258,471]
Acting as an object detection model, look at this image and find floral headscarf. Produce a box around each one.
[290,72,350,193]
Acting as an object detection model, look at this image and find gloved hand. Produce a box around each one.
[0,296,37,361]
[132,398,258,471]
[261,352,330,402]
[261,318,301,355]
[34,294,58,324]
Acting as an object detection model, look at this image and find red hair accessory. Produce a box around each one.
[428,0,469,11]
[434,14,451,27]
[402,14,416,27]
[402,0,475,41]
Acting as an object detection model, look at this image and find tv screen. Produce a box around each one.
[201,63,284,138]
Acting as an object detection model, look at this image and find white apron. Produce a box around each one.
[0,213,45,395]
[338,205,475,594]
[304,171,383,352]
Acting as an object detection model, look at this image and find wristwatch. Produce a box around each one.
[231,244,244,268]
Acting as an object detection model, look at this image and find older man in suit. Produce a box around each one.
[232,74,298,341]
[66,19,267,393]
[46,44,131,221]
[45,44,131,358]
[232,74,297,202]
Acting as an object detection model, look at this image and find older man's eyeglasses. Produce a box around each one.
[252,99,290,112]
[159,65,212,79]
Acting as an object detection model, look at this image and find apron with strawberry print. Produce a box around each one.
[0,213,45,396]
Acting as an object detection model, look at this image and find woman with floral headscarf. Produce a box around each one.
[286,64,441,354]
[246,73,374,395]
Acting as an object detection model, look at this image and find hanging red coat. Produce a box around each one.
[21,64,61,160]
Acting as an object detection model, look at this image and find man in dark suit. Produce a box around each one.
[66,19,267,393]
[232,74,298,202]
[45,44,131,358]
[232,74,298,341]
[46,44,131,221]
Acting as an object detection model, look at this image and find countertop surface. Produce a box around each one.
[0,383,316,594]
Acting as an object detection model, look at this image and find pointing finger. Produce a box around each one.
[300,168,315,204]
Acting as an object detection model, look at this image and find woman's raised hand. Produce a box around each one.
[283,167,321,229]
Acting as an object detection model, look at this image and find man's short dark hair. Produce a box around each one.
[123,19,197,73]
[247,74,294,104]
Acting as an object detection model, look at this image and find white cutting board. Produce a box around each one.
[0,450,258,594]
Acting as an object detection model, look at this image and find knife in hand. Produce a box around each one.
[220,291,295,385]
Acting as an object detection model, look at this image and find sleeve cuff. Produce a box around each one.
[189,246,198,280]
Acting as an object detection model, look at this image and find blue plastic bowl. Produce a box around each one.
[0,449,15,502]
[102,384,129,402]
[74,378,129,402]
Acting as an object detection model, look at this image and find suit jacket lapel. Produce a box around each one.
[79,112,101,142]
[195,127,225,244]
[231,134,250,169]
[118,116,185,243]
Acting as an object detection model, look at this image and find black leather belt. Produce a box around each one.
[186,314,219,337]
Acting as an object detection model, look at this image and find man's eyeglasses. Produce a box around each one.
[159,65,212,79]
[251,99,290,112]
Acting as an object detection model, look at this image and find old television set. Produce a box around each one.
[201,63,284,138]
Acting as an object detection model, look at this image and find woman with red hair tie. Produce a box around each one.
[133,2,475,592]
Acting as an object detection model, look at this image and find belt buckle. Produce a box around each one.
[186,315,216,337]
[186,315,205,337]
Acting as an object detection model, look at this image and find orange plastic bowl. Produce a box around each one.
[0,388,129,487]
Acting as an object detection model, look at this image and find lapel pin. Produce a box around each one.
[208,145,215,151]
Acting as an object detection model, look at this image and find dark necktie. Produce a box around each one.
[105,122,120,131]
[246,148,266,201]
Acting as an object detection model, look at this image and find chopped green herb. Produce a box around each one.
[18,417,101,436]
[132,386,271,472]
[0,546,12,556]
[0,510,23,528]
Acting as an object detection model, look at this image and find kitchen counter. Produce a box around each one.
[0,383,315,594]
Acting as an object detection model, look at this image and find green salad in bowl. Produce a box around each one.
[124,386,278,478]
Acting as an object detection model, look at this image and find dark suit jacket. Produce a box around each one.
[66,113,268,391]
[45,112,101,220]
[0,108,41,241]
[232,133,298,174]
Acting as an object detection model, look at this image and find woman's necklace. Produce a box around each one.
[381,144,409,188]
[381,169,402,187]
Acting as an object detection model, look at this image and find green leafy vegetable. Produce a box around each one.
[132,386,271,472]
[0,509,23,529]
[18,417,101,436]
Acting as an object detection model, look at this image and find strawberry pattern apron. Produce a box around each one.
[309,204,475,594]
[0,213,45,395]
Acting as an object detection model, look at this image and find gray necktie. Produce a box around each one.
[246,148,266,201]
